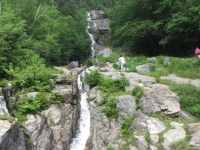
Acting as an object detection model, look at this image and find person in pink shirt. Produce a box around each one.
[195,47,200,58]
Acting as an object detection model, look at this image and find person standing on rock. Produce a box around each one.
[119,55,126,71]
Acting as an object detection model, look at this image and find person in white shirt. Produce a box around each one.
[119,55,126,71]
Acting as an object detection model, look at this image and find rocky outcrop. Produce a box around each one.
[163,122,186,150]
[140,85,181,117]
[23,103,79,150]
[160,74,200,89]
[87,10,112,56]
[116,95,136,118]
[0,119,25,150]
[0,95,9,115]
[0,67,83,150]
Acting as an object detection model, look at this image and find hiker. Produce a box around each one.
[119,55,126,71]
[195,47,200,58]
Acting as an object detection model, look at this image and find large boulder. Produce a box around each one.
[116,95,136,118]
[139,87,181,117]
[68,61,79,69]
[136,63,152,74]
[97,48,113,57]
[188,130,200,149]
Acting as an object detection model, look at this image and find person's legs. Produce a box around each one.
[120,63,123,71]
[120,63,125,71]
[123,64,126,71]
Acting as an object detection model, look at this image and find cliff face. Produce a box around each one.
[0,119,25,150]
[0,67,84,150]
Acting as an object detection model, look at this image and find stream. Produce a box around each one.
[70,74,90,150]
[70,11,96,150]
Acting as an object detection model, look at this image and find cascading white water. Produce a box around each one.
[86,12,97,58]
[70,11,96,149]
[70,74,90,150]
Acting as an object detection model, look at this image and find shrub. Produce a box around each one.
[107,145,114,150]
[85,58,95,67]
[98,75,129,93]
[25,138,33,150]
[50,92,63,106]
[84,70,103,87]
[160,80,200,118]
[0,79,9,87]
[101,98,118,119]
[14,92,50,122]
[5,55,56,93]
[50,118,56,126]
[113,63,120,70]
[132,86,144,102]
[121,116,134,138]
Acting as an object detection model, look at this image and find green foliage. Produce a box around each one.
[147,56,200,79]
[50,118,56,126]
[84,70,103,88]
[149,64,156,72]
[25,137,33,150]
[136,104,143,110]
[170,135,196,150]
[14,92,50,122]
[132,86,144,102]
[160,80,200,118]
[0,115,15,123]
[84,58,97,67]
[121,116,134,138]
[100,97,118,119]
[107,145,114,150]
[145,131,151,149]
[113,63,120,70]
[0,79,9,87]
[98,75,129,93]
[0,0,92,78]
[126,56,147,72]
[97,53,119,64]
[6,54,56,92]
[49,92,63,106]
[108,0,200,57]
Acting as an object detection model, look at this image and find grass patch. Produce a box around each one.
[0,115,14,123]
[121,116,135,138]
[131,86,144,102]
[170,135,196,150]
[107,145,115,150]
[159,79,200,118]
[150,56,200,79]
[126,56,147,72]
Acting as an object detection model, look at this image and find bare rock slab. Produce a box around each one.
[140,88,181,117]
[163,122,186,150]
[116,95,136,118]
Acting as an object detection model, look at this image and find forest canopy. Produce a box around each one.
[107,0,200,57]
[1,0,200,79]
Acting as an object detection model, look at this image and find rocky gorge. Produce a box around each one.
[0,10,200,150]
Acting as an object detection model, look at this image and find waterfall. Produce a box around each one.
[70,74,90,150]
[86,12,96,58]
